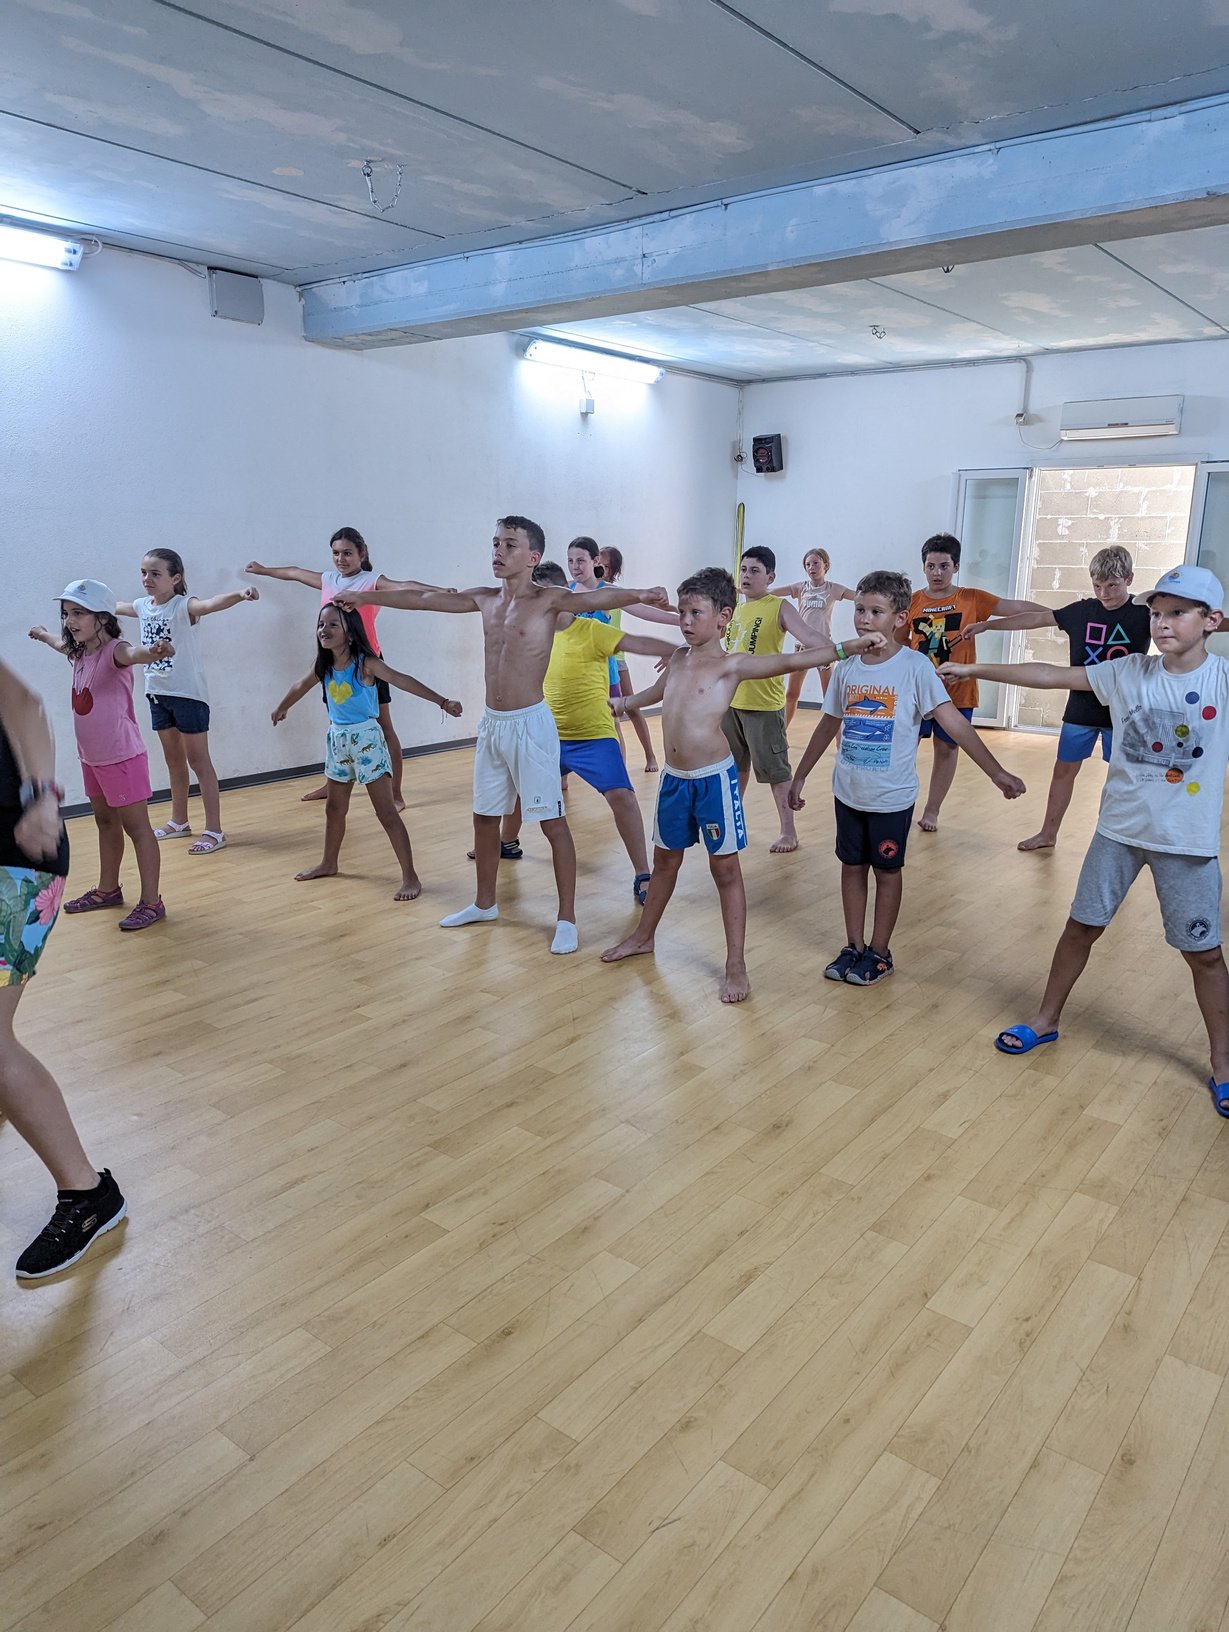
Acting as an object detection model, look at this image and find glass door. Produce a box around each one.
[1187,463,1229,658]
[954,469,1031,726]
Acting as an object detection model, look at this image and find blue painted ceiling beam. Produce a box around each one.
[301,95,1229,349]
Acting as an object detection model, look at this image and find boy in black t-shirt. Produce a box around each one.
[961,546,1151,851]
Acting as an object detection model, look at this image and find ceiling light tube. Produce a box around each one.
[0,223,84,271]
[522,338,664,384]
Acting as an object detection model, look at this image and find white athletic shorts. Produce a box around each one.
[473,701,565,822]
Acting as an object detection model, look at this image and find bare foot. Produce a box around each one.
[394,795,407,813]
[769,834,799,854]
[1017,832,1056,852]
[601,933,655,963]
[917,813,939,833]
[720,962,750,1002]
[294,863,337,881]
[644,760,659,773]
[301,785,328,803]
[395,876,422,901]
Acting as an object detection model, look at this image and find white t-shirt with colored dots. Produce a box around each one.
[1087,651,1229,857]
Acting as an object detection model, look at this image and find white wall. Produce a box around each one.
[737,339,1229,694]
[1,250,738,801]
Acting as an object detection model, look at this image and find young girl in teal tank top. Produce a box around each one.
[271,604,463,901]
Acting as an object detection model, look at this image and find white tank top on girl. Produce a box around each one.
[321,569,382,653]
[133,594,210,703]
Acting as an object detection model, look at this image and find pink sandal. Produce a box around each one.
[118,899,166,932]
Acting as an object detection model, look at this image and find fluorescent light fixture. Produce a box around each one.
[522,338,664,384]
[0,222,83,271]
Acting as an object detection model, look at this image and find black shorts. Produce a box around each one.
[834,797,912,871]
[375,676,391,706]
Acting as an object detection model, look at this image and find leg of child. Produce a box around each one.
[710,851,749,1002]
[157,726,192,829]
[296,780,351,880]
[603,787,650,877]
[378,702,405,810]
[769,780,799,854]
[1018,759,1081,852]
[540,814,578,952]
[91,796,125,892]
[602,845,683,962]
[918,738,959,832]
[997,916,1105,1047]
[365,775,421,899]
[118,802,160,905]
[840,862,870,951]
[784,668,804,728]
[1184,946,1229,1087]
[184,731,224,844]
[0,986,98,1191]
[626,702,658,772]
[869,865,903,954]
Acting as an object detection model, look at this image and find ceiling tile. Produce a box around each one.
[1107,226,1229,330]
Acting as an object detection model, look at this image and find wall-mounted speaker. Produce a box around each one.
[751,433,783,473]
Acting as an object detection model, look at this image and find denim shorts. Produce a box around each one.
[149,694,211,734]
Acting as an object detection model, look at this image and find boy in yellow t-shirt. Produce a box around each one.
[494,561,680,903]
[722,545,828,854]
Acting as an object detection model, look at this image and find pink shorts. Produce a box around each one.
[82,753,152,809]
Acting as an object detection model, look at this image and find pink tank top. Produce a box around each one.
[320,569,381,654]
[71,639,145,766]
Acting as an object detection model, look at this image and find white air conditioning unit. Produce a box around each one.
[1059,395,1183,441]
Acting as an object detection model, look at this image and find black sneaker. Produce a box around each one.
[16,1170,126,1280]
[845,947,894,986]
[824,944,862,982]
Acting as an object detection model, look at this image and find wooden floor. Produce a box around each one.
[2,722,1227,1632]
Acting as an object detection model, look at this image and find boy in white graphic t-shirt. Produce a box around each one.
[941,563,1229,1114]
[788,571,1025,987]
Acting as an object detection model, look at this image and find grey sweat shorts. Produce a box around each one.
[1070,831,1223,952]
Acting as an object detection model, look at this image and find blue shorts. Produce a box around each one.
[559,736,632,794]
[149,694,210,734]
[919,706,973,747]
[653,757,747,856]
[1057,722,1112,763]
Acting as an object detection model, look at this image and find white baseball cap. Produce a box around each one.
[57,579,117,616]
[1136,564,1225,612]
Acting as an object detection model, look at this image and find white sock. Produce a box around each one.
[551,920,579,955]
[439,903,499,928]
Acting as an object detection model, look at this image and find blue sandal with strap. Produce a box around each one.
[633,872,651,906]
[994,1024,1059,1055]
[1208,1077,1229,1118]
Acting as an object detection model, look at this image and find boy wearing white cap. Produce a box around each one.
[940,564,1229,1115]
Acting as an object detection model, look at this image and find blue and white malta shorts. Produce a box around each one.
[652,756,747,856]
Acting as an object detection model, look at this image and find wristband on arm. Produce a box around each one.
[834,642,847,661]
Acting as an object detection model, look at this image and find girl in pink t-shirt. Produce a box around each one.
[29,581,174,931]
[246,527,444,810]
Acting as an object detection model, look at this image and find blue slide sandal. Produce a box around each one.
[994,1025,1060,1055]
[1208,1078,1229,1118]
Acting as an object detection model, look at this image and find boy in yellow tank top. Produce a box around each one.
[723,546,829,853]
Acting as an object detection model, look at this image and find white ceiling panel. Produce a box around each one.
[1107,225,1229,331]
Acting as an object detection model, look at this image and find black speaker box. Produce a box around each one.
[751,433,783,473]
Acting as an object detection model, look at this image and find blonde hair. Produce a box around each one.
[1089,545,1133,581]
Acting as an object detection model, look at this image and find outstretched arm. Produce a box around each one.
[787,713,842,808]
[621,603,680,625]
[188,587,260,619]
[779,599,822,645]
[930,702,1025,800]
[939,660,1091,691]
[612,669,668,716]
[0,658,64,862]
[337,586,480,613]
[730,632,883,682]
[271,670,317,724]
[28,625,69,658]
[565,585,670,615]
[614,633,681,662]
[114,637,175,669]
[373,574,456,596]
[245,562,322,589]
[114,600,137,619]
[364,657,462,715]
[960,605,1055,641]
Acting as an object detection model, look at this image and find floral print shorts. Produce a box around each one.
[0,868,64,987]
